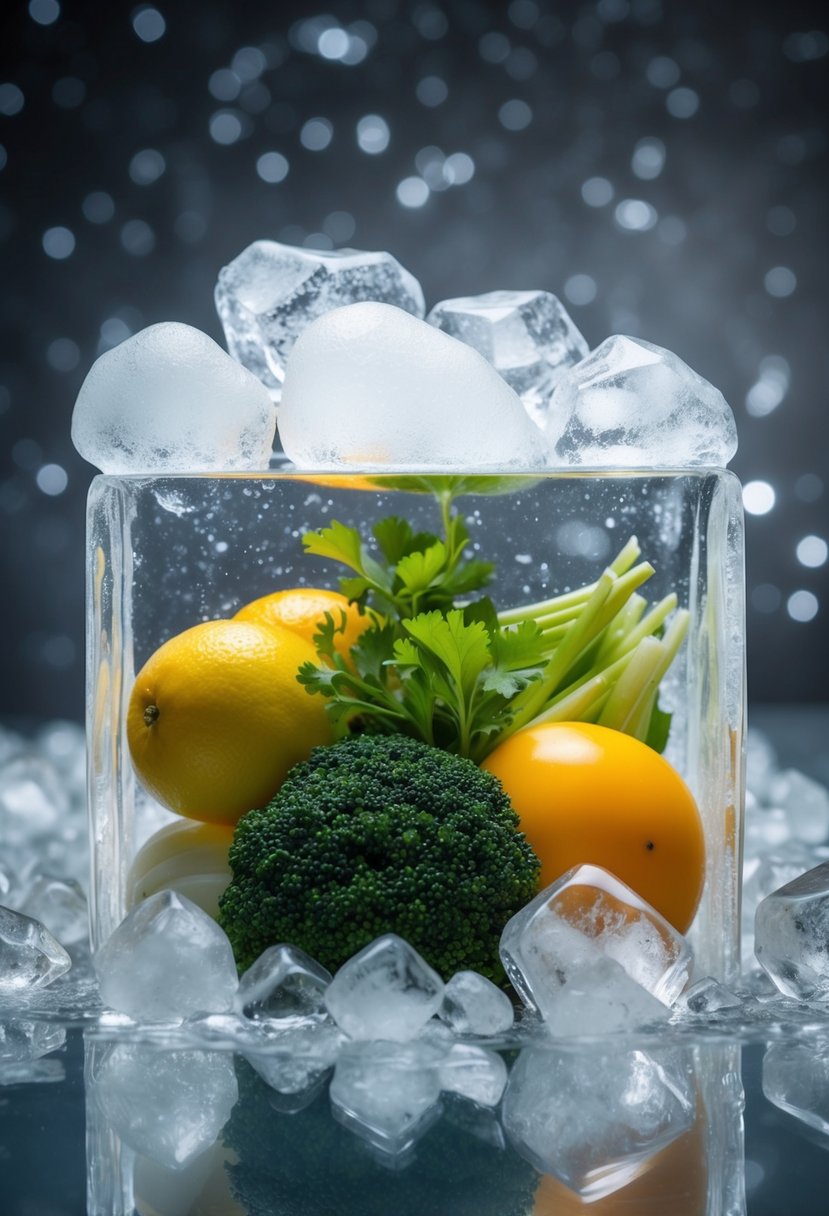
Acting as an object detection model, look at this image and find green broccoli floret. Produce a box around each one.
[218,734,540,983]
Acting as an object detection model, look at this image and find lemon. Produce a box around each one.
[127,819,235,919]
[233,586,373,664]
[127,619,331,824]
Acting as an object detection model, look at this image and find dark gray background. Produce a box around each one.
[1,0,827,720]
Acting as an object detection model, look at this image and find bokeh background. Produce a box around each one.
[1,0,827,721]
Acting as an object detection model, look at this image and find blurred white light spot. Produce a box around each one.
[356,114,390,154]
[29,0,61,25]
[323,210,356,242]
[256,151,289,183]
[300,118,333,151]
[581,176,614,207]
[764,266,797,298]
[597,0,629,22]
[82,191,115,223]
[787,590,819,622]
[796,535,828,568]
[745,355,790,417]
[208,69,241,102]
[132,6,166,43]
[129,147,166,185]
[646,56,680,88]
[631,137,665,180]
[556,520,611,560]
[36,463,68,496]
[413,5,448,39]
[303,232,333,250]
[42,226,75,259]
[46,338,80,372]
[508,0,539,29]
[614,198,658,231]
[232,47,266,81]
[657,215,687,245]
[498,99,533,131]
[416,76,448,107]
[318,27,350,59]
[666,87,699,118]
[52,77,86,108]
[783,30,829,62]
[0,84,25,116]
[564,274,597,306]
[751,583,780,613]
[209,110,244,145]
[742,480,776,515]
[100,317,132,349]
[396,177,429,208]
[795,473,823,502]
[767,205,796,236]
[444,152,475,185]
[42,635,76,668]
[120,219,155,256]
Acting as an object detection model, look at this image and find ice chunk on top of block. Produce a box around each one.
[94,890,239,1021]
[71,322,276,474]
[427,290,588,427]
[215,241,425,397]
[545,334,738,468]
[500,864,691,1032]
[0,905,71,993]
[755,860,829,1001]
[324,933,444,1041]
[278,302,550,470]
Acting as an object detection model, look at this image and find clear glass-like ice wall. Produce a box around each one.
[86,469,745,982]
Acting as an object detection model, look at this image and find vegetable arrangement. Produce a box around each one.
[298,476,688,762]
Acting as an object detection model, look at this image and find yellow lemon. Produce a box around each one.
[234,586,374,664]
[127,819,236,919]
[127,619,331,824]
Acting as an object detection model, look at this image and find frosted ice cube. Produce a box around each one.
[769,769,829,846]
[19,875,88,946]
[329,1039,444,1153]
[247,1021,343,1095]
[234,943,331,1022]
[71,322,276,474]
[677,976,743,1015]
[427,290,588,427]
[325,934,445,1041]
[438,1043,507,1107]
[278,302,550,470]
[763,1040,829,1136]
[502,1045,695,1199]
[439,970,514,1037]
[91,1043,238,1170]
[744,807,792,860]
[755,861,829,1001]
[215,241,425,398]
[0,906,71,993]
[499,864,691,1030]
[93,890,238,1020]
[742,843,813,946]
[0,755,68,848]
[545,334,738,468]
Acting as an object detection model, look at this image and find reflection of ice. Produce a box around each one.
[763,1039,829,1137]
[0,1018,66,1085]
[502,1044,696,1200]
[246,1021,342,1096]
[329,1039,444,1154]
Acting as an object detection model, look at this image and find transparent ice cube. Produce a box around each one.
[742,843,813,952]
[762,1040,829,1136]
[0,1018,66,1085]
[768,769,829,846]
[278,302,550,470]
[329,1039,444,1153]
[545,334,738,468]
[677,976,743,1015]
[755,861,829,1001]
[234,943,331,1022]
[438,1043,508,1107]
[71,322,276,474]
[499,864,691,1031]
[0,906,72,993]
[215,241,425,398]
[439,970,514,1037]
[93,890,238,1020]
[325,934,445,1042]
[426,290,588,427]
[91,1043,239,1170]
[19,875,88,946]
[502,1044,696,1199]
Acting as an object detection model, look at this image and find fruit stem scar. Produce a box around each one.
[646,840,655,850]
[143,704,160,727]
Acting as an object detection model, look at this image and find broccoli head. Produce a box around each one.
[218,734,540,982]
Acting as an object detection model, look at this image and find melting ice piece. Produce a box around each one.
[278,302,550,470]
[439,970,514,1037]
[93,890,238,1020]
[246,1021,343,1095]
[325,934,445,1042]
[768,769,829,846]
[677,976,743,1015]
[91,1043,238,1170]
[503,1045,696,1199]
[755,861,829,1001]
[0,906,71,993]
[215,241,425,396]
[234,943,332,1022]
[545,335,738,468]
[762,1040,829,1136]
[439,1043,508,1107]
[19,875,88,946]
[329,1039,444,1153]
[427,290,588,427]
[499,864,691,1032]
[71,322,276,474]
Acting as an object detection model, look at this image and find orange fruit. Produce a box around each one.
[127,619,331,824]
[234,586,373,664]
[481,722,705,933]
